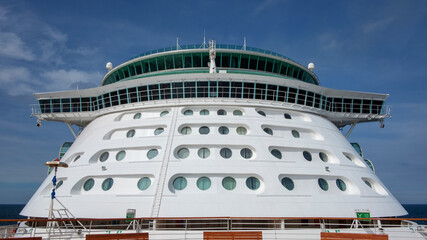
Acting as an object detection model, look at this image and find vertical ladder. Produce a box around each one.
[150,107,179,217]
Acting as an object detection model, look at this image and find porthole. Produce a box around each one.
[292,130,300,138]
[284,113,292,119]
[217,109,226,115]
[197,148,210,159]
[344,154,352,161]
[364,180,372,188]
[263,127,273,135]
[183,109,193,116]
[318,178,329,191]
[126,129,135,138]
[180,126,192,135]
[99,152,109,162]
[137,177,151,191]
[116,150,126,161]
[220,148,232,159]
[197,177,211,190]
[160,111,169,117]
[336,179,347,191]
[154,128,164,135]
[236,127,247,135]
[133,113,141,119]
[83,178,94,191]
[200,109,209,115]
[173,177,187,190]
[271,149,282,159]
[233,110,243,116]
[240,148,253,159]
[102,178,114,191]
[147,149,159,159]
[218,126,229,135]
[303,151,312,161]
[222,177,236,190]
[56,180,63,189]
[246,177,260,190]
[177,148,189,159]
[73,155,81,162]
[257,110,266,116]
[199,126,210,135]
[319,152,328,162]
[281,177,294,190]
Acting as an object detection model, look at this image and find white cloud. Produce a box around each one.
[253,0,277,16]
[0,32,35,61]
[0,67,38,95]
[363,17,395,33]
[41,69,103,92]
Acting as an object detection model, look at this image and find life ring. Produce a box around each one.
[10,228,16,237]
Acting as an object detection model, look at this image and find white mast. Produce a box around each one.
[209,40,217,74]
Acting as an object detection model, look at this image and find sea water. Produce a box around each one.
[1,204,426,226]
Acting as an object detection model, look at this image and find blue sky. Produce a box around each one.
[0,0,426,205]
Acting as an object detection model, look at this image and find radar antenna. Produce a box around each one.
[209,40,217,74]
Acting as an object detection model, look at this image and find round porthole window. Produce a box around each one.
[240,148,253,159]
[246,177,260,190]
[263,128,273,135]
[180,126,192,135]
[336,179,347,191]
[292,130,300,138]
[222,177,236,190]
[183,109,193,115]
[102,178,114,191]
[284,113,292,119]
[200,109,209,115]
[133,113,141,119]
[177,148,190,159]
[147,149,158,159]
[99,152,109,162]
[220,148,232,159]
[218,126,229,135]
[199,126,210,135]
[217,109,226,115]
[154,128,164,135]
[197,177,211,190]
[281,177,294,190]
[257,110,266,116]
[160,111,169,117]
[137,177,151,191]
[303,151,312,161]
[319,152,328,162]
[83,178,94,191]
[271,149,282,159]
[173,177,187,190]
[236,127,247,135]
[116,150,126,161]
[197,148,210,159]
[233,110,242,116]
[318,178,329,191]
[126,129,135,138]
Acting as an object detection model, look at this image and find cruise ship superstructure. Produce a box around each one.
[14,41,424,239]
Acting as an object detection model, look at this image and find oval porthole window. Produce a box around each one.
[83,178,94,191]
[56,180,63,189]
[271,149,282,159]
[73,155,81,162]
[336,179,347,191]
[160,111,169,117]
[137,177,151,191]
[284,113,292,119]
[318,178,329,191]
[180,126,192,135]
[365,180,372,188]
[116,150,126,161]
[173,177,187,190]
[240,148,253,159]
[154,128,164,135]
[281,177,294,191]
[233,110,243,116]
[197,177,211,190]
[292,130,300,138]
[99,152,109,162]
[177,148,190,159]
[218,126,229,135]
[236,127,247,135]
[222,177,236,190]
[217,109,226,115]
[257,110,266,116]
[344,154,352,161]
[263,127,273,135]
[220,148,232,159]
[102,178,114,191]
[147,149,159,159]
[319,152,328,162]
[183,109,193,116]
[199,126,210,135]
[303,151,312,161]
[200,109,209,115]
[246,177,260,190]
[197,148,210,159]
[133,113,141,119]
[126,129,135,138]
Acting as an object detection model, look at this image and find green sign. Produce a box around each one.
[126,209,136,222]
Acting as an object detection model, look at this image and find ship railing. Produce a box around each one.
[1,217,426,239]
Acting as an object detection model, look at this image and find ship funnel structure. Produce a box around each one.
[209,40,217,74]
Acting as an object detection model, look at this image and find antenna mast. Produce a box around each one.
[209,40,217,74]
